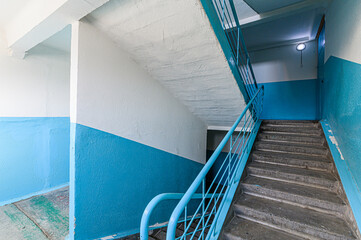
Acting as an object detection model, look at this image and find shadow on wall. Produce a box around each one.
[260,79,319,120]
[0,117,70,205]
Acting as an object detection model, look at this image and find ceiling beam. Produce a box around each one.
[239,0,331,28]
[6,0,109,58]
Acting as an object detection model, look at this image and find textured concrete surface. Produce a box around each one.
[85,0,246,127]
[223,217,305,240]
[222,120,360,240]
[0,187,69,240]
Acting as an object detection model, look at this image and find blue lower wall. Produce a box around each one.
[260,79,318,120]
[71,124,203,240]
[322,57,361,224]
[0,117,70,205]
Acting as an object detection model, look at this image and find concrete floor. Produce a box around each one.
[0,187,69,240]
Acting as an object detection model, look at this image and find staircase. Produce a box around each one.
[222,120,360,240]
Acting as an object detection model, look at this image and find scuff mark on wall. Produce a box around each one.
[326,125,345,160]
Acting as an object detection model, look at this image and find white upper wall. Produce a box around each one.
[71,21,207,163]
[325,0,361,64]
[0,35,70,117]
[249,40,317,83]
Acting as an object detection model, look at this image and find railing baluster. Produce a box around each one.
[184,206,187,240]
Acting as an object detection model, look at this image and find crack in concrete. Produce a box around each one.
[13,203,51,240]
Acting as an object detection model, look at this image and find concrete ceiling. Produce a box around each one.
[85,0,247,127]
[242,9,324,50]
[244,0,306,13]
[233,0,328,51]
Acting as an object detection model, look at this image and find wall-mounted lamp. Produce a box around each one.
[296,43,306,67]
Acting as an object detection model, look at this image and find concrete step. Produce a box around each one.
[233,194,357,240]
[257,138,327,149]
[258,132,325,145]
[251,150,333,171]
[261,125,323,135]
[255,141,329,156]
[223,217,306,240]
[247,162,338,190]
[263,120,319,125]
[241,176,346,216]
[263,121,321,129]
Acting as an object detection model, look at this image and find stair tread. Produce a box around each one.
[254,145,328,158]
[256,142,328,154]
[234,194,356,239]
[257,139,326,149]
[263,123,320,129]
[252,150,331,162]
[258,134,324,145]
[263,120,318,124]
[223,217,306,240]
[248,162,337,181]
[242,176,344,205]
[261,125,322,131]
[261,130,322,137]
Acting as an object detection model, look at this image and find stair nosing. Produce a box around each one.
[254,147,328,158]
[257,139,326,148]
[261,130,323,137]
[241,177,346,213]
[234,195,356,240]
[252,158,331,172]
[252,149,331,162]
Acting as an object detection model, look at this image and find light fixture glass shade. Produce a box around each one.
[296,43,306,51]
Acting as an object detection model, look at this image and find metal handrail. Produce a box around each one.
[140,193,223,240]
[212,0,258,99]
[140,0,263,239]
[166,86,264,240]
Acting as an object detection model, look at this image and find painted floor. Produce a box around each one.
[0,187,69,240]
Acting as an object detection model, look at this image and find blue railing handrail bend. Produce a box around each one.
[166,86,264,240]
[140,193,222,240]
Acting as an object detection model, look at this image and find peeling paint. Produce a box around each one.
[329,135,345,160]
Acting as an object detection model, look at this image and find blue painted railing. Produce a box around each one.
[212,0,258,100]
[166,86,263,240]
[140,193,222,240]
[140,0,262,239]
[139,86,263,240]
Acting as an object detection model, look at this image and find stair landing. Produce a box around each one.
[0,187,69,240]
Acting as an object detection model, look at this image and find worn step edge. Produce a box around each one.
[254,147,329,159]
[257,139,327,149]
[255,143,329,156]
[235,215,321,240]
[252,150,331,162]
[223,216,306,240]
[241,182,346,217]
[261,125,323,132]
[252,157,333,172]
[262,123,321,129]
[261,130,323,137]
[263,120,319,124]
[258,134,325,145]
[234,199,356,240]
[247,165,338,190]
